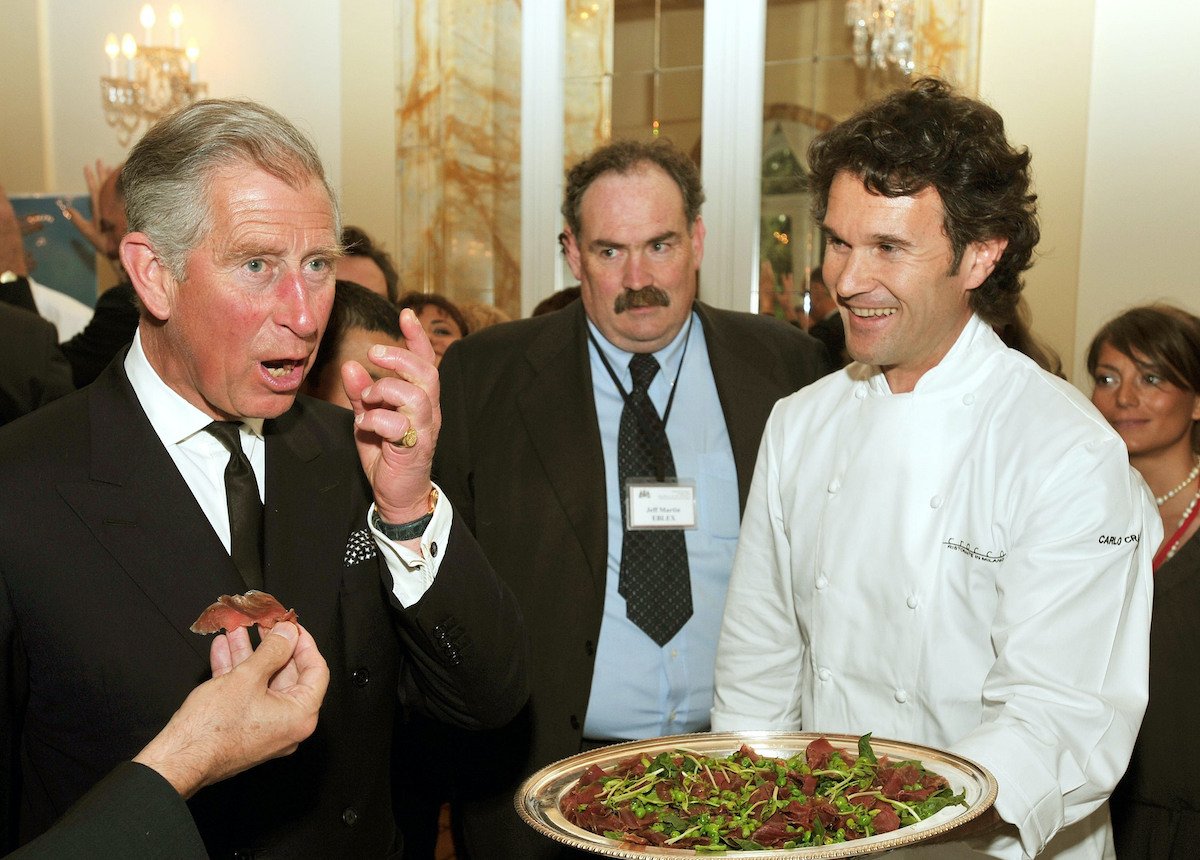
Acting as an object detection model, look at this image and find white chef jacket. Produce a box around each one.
[712,315,1156,859]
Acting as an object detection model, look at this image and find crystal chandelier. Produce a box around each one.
[845,0,916,74]
[100,4,207,145]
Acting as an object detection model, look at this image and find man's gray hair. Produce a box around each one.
[119,98,340,281]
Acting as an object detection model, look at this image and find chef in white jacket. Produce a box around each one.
[712,79,1156,860]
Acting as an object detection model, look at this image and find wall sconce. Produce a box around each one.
[100,4,207,145]
[845,0,916,74]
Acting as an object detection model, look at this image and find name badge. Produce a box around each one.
[626,479,697,530]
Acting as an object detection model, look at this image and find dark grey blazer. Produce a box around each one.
[0,355,528,857]
[431,299,830,859]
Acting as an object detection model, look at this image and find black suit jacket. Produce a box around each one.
[7,763,205,859]
[0,356,527,857]
[431,300,829,858]
[0,302,73,426]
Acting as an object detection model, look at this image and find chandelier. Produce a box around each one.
[844,0,916,75]
[101,4,207,145]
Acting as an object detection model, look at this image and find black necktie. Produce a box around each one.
[205,421,264,590]
[617,353,692,646]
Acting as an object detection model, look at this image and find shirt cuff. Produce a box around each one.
[368,483,452,608]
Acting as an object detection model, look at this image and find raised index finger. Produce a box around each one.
[397,307,436,367]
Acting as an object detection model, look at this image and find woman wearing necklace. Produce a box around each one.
[1087,303,1200,858]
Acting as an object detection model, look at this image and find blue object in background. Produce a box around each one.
[11,193,97,309]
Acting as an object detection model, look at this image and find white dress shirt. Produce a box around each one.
[125,331,449,607]
[713,315,1157,859]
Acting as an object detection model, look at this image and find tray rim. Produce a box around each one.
[515,730,999,859]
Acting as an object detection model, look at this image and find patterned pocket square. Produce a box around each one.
[344,528,379,566]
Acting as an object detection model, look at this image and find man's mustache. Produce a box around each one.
[614,287,671,313]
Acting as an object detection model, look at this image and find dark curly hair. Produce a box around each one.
[562,139,705,238]
[808,78,1039,328]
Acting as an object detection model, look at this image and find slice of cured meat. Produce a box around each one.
[190,590,298,634]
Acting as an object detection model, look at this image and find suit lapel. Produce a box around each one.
[261,401,348,644]
[516,304,609,596]
[57,362,242,662]
[697,303,783,512]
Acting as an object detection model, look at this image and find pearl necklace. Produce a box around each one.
[1156,454,1200,506]
[1161,488,1200,565]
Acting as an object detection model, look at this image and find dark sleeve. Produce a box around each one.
[0,278,37,315]
[5,762,206,860]
[59,283,139,388]
[0,306,74,426]
[389,512,529,732]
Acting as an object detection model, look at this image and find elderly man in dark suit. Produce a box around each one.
[430,139,829,859]
[0,98,527,857]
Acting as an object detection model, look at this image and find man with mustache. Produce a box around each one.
[424,139,830,859]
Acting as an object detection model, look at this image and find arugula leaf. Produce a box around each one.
[857,733,878,766]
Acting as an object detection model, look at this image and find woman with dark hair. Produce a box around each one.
[1088,303,1200,858]
[395,290,470,367]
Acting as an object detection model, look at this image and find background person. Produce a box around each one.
[339,224,401,302]
[305,279,406,409]
[396,290,470,367]
[432,138,829,859]
[712,78,1155,859]
[1087,304,1200,858]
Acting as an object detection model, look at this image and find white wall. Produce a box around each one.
[977,0,1095,379]
[37,0,343,194]
[1073,0,1200,385]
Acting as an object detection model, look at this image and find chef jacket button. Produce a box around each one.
[342,807,359,827]
[929,495,943,509]
[962,393,976,406]
[815,575,829,590]
[894,689,909,703]
[232,852,254,860]
[584,640,595,656]
[855,386,867,399]
[351,667,370,687]
[906,595,918,609]
[430,541,438,557]
[827,479,841,494]
[570,714,581,730]
[818,668,832,682]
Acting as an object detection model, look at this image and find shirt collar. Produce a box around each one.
[865,314,1002,396]
[585,308,697,383]
[125,329,266,445]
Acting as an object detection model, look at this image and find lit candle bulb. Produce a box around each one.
[185,40,200,83]
[140,4,156,46]
[168,5,183,48]
[104,33,119,77]
[121,32,138,79]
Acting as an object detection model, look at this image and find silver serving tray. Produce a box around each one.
[516,731,997,858]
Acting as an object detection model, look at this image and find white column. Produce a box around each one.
[520,0,566,317]
[699,0,767,312]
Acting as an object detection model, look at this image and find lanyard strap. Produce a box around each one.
[589,312,694,436]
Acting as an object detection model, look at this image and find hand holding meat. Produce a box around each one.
[133,621,329,798]
[341,307,440,525]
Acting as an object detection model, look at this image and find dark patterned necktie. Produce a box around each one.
[617,353,692,646]
[205,421,264,590]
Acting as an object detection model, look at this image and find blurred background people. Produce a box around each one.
[396,290,469,366]
[305,279,406,408]
[458,299,511,333]
[0,302,74,426]
[531,286,580,317]
[802,270,847,368]
[1088,304,1200,858]
[339,224,401,302]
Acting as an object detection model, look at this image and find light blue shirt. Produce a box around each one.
[583,311,741,740]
